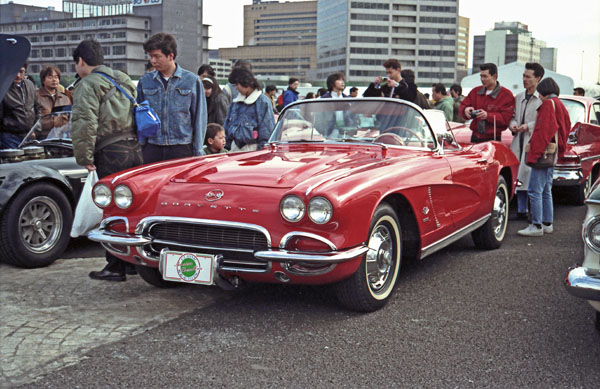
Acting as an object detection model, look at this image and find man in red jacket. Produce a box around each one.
[460,63,515,143]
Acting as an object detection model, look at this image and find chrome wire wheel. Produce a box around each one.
[18,196,63,254]
[366,222,396,293]
[491,181,508,241]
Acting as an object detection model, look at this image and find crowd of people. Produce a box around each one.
[0,32,580,279]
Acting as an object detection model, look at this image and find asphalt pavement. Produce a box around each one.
[1,198,599,388]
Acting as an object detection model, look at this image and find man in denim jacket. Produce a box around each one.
[137,33,207,163]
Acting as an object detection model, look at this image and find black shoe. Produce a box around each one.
[89,269,126,282]
[125,264,137,275]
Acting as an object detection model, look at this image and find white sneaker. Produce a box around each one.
[518,224,543,237]
[542,224,553,234]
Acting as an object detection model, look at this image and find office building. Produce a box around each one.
[540,47,557,72]
[472,21,555,70]
[218,0,317,80]
[456,16,469,81]
[0,0,208,78]
[316,0,459,86]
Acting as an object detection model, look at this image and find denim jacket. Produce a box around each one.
[137,64,207,155]
[224,89,275,150]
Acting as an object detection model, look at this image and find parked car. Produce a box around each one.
[451,95,600,204]
[0,34,85,268]
[564,178,600,331]
[88,98,519,311]
[0,110,86,268]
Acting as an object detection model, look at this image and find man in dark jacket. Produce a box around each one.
[71,39,143,281]
[0,63,42,149]
[283,77,299,108]
[363,59,415,102]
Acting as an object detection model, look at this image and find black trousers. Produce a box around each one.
[94,139,143,272]
[142,143,193,164]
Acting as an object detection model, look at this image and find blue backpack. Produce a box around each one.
[97,72,160,143]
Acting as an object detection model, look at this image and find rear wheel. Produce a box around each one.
[472,176,509,250]
[136,265,180,288]
[0,183,72,268]
[334,203,401,312]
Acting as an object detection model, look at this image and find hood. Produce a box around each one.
[167,145,392,189]
[0,35,31,101]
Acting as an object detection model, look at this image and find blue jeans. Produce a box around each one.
[528,167,553,225]
[0,132,24,149]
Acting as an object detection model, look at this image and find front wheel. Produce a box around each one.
[472,175,509,249]
[334,203,402,312]
[136,265,180,288]
[572,172,594,206]
[0,183,73,268]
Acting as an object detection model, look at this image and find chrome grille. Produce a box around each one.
[145,221,270,272]
[149,222,268,250]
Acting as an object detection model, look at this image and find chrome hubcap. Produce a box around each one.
[491,185,507,238]
[19,196,63,254]
[366,224,395,292]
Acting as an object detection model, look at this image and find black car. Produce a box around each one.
[0,34,85,268]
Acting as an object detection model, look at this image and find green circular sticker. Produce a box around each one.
[176,254,201,281]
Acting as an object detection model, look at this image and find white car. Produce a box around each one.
[565,178,600,331]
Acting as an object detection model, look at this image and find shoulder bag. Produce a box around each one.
[97,72,161,143]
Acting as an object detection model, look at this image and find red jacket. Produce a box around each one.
[526,97,571,164]
[459,83,515,141]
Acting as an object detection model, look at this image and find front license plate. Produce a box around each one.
[160,250,217,285]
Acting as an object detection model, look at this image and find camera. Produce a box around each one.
[470,109,481,119]
[381,77,388,82]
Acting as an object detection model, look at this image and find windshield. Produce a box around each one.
[20,110,72,146]
[560,98,584,127]
[270,99,437,150]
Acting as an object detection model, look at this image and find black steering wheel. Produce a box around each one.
[374,126,426,147]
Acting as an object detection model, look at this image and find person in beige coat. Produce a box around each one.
[509,62,544,219]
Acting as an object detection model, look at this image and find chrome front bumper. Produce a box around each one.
[564,265,600,302]
[88,227,368,265]
[553,168,583,186]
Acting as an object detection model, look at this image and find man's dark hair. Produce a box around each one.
[326,72,344,91]
[432,83,447,95]
[383,59,401,70]
[450,84,462,95]
[233,59,252,72]
[400,69,415,84]
[198,64,215,77]
[479,63,498,76]
[573,87,585,96]
[22,61,29,70]
[349,87,358,93]
[145,60,154,71]
[316,87,327,97]
[40,65,61,82]
[206,123,225,140]
[288,77,299,86]
[525,62,545,79]
[143,33,177,59]
[265,85,277,93]
[537,77,560,96]
[72,39,104,66]
[229,67,261,90]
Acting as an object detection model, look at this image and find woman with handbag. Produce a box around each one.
[518,77,571,237]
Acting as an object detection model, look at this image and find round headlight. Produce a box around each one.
[584,216,600,253]
[308,197,332,224]
[93,184,112,208]
[114,184,133,209]
[280,195,305,222]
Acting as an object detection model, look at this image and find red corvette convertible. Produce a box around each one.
[89,98,518,311]
[452,95,600,204]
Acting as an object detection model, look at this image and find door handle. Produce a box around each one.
[477,159,488,165]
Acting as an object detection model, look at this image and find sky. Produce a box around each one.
[3,0,599,84]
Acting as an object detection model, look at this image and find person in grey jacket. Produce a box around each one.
[136,33,207,163]
[0,63,41,149]
[223,67,275,152]
[509,62,544,219]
